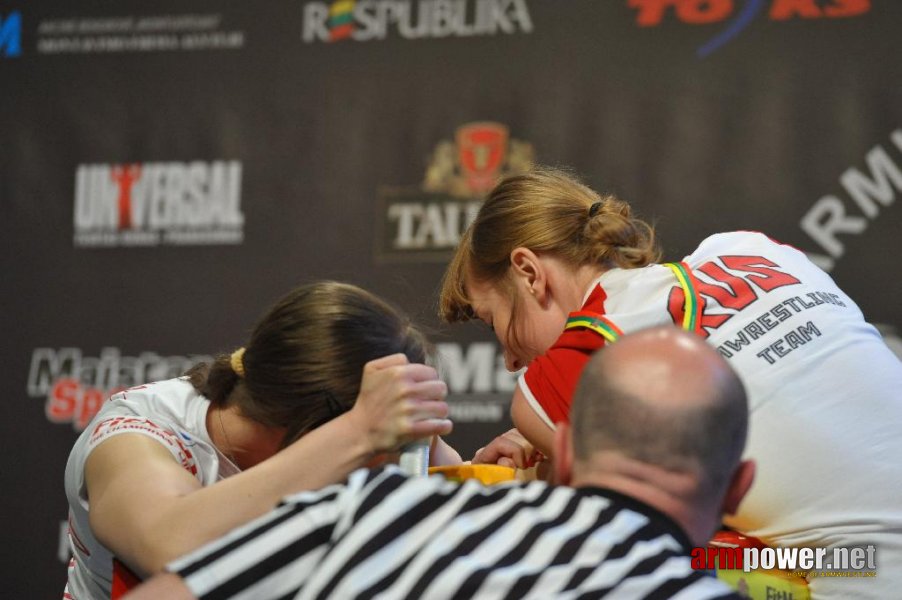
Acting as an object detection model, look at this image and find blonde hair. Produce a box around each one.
[230,348,246,377]
[439,168,660,344]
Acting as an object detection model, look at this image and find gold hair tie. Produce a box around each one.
[230,347,246,378]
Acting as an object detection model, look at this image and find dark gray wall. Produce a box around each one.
[2,1,899,596]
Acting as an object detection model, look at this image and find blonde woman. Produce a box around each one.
[440,167,902,600]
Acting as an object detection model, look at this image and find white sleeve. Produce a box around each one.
[517,372,556,430]
[85,415,200,475]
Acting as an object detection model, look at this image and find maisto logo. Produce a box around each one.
[302,0,533,43]
[27,347,212,430]
[73,161,244,247]
[628,0,871,57]
[436,342,517,423]
[376,121,534,261]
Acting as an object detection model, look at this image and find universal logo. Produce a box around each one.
[73,160,244,247]
[376,121,534,261]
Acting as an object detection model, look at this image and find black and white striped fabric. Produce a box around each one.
[169,467,739,599]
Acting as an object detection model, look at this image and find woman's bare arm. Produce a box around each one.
[471,387,555,468]
[86,354,451,576]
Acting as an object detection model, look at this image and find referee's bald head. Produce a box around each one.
[570,326,749,498]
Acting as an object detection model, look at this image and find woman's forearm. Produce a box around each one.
[96,414,375,575]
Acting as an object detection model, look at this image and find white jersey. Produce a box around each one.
[63,378,239,600]
[520,231,902,599]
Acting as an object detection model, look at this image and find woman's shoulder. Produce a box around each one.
[592,263,678,306]
[687,230,798,259]
[85,378,207,438]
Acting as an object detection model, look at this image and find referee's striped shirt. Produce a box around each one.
[169,466,739,599]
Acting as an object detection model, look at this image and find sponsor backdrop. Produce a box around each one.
[1,0,899,596]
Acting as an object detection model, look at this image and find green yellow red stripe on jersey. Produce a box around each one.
[564,261,704,341]
[565,313,624,343]
[664,261,703,334]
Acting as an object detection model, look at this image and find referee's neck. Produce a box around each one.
[571,453,715,547]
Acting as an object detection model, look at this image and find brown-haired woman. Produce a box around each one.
[439,167,902,600]
[64,281,457,600]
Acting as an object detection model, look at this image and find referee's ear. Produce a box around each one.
[721,459,756,516]
[552,422,573,486]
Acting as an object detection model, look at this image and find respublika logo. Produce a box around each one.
[628,0,871,57]
[0,11,22,57]
[73,161,244,247]
[302,0,533,43]
[376,121,534,261]
[27,347,213,430]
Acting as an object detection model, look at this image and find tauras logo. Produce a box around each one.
[302,0,532,43]
[27,347,212,430]
[377,122,534,261]
[800,129,901,272]
[74,160,244,247]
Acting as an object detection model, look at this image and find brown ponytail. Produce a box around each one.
[187,281,428,447]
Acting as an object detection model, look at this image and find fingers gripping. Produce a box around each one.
[356,356,452,452]
[472,429,538,469]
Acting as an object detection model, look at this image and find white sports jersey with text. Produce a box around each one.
[522,231,902,600]
[63,378,238,600]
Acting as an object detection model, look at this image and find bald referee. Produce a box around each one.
[127,326,753,599]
